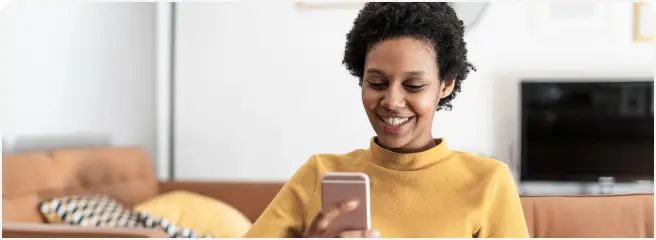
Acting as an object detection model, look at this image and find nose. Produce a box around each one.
[381,87,405,110]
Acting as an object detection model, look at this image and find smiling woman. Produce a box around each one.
[243,2,528,238]
[359,37,456,152]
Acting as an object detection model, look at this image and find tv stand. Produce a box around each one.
[598,176,615,195]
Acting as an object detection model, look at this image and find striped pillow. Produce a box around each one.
[38,195,212,238]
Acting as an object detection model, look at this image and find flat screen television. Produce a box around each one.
[520,80,654,182]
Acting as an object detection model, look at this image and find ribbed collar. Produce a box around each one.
[368,137,451,171]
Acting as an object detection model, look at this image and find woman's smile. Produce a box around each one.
[377,115,414,135]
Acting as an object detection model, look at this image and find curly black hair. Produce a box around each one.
[342,2,476,111]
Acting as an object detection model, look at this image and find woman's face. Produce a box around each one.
[361,37,455,152]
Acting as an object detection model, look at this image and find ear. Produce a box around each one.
[439,79,456,98]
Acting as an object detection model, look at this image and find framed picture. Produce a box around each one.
[294,2,491,32]
[295,1,364,9]
[528,1,615,43]
[633,2,654,42]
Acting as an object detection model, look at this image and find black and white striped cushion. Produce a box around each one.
[38,195,213,238]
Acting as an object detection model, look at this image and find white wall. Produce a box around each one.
[173,1,654,193]
[0,1,158,162]
[175,2,367,181]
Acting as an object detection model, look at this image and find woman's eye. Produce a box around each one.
[404,85,426,91]
[367,81,387,89]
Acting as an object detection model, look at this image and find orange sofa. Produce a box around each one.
[2,147,653,238]
[2,147,282,238]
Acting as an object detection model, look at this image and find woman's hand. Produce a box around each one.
[303,200,380,238]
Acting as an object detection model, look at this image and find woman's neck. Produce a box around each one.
[368,136,450,171]
[376,135,437,154]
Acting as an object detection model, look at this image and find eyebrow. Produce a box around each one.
[365,68,386,75]
[365,68,425,77]
[405,71,425,77]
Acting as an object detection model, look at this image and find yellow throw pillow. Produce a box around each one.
[135,190,252,238]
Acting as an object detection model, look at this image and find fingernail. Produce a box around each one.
[346,200,358,208]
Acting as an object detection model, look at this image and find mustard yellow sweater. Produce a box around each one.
[243,138,529,238]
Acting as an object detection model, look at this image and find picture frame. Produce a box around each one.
[294,2,491,32]
[295,2,364,9]
[527,1,614,43]
[633,2,654,42]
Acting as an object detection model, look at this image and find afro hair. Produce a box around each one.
[342,2,476,111]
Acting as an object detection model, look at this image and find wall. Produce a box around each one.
[173,1,653,194]
[0,2,158,162]
[174,2,368,181]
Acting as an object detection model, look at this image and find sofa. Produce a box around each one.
[2,147,283,238]
[2,146,654,238]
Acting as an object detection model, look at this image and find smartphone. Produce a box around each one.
[321,172,371,234]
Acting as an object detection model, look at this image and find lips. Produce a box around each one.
[378,115,414,134]
[381,117,409,126]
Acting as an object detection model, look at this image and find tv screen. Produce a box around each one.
[520,80,654,182]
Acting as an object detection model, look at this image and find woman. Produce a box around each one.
[244,2,529,238]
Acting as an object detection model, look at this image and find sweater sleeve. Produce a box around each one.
[242,156,318,238]
[477,163,530,238]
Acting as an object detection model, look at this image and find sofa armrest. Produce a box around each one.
[158,181,284,222]
[2,222,169,238]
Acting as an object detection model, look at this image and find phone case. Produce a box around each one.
[321,172,371,234]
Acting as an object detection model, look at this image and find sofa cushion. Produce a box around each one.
[521,194,654,238]
[38,194,212,238]
[2,153,66,222]
[48,147,159,208]
[39,195,131,226]
[2,147,159,223]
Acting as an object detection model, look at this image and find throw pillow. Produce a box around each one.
[38,194,212,238]
[134,190,253,238]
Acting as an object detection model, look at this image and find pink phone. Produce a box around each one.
[321,172,371,234]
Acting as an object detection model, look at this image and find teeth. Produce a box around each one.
[382,117,409,126]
